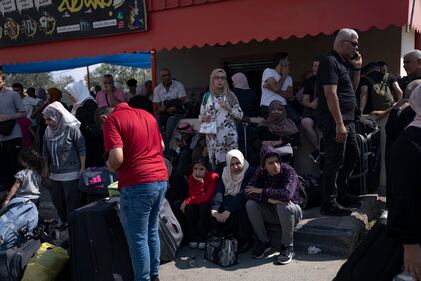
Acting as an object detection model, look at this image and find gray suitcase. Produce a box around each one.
[159,199,183,262]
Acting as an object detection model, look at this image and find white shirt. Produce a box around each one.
[260,68,293,106]
[22,96,39,124]
[153,80,187,104]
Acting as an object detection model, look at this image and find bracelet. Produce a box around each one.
[353,67,362,71]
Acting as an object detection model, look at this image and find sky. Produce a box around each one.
[51,64,101,82]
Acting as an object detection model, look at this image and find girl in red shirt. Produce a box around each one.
[180,157,218,249]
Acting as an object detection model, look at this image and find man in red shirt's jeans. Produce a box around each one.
[96,103,168,281]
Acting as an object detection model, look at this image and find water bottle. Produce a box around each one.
[393,272,414,281]
[188,256,197,268]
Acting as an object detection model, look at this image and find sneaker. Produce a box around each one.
[198,242,206,250]
[320,203,352,216]
[274,245,295,265]
[308,150,320,164]
[189,242,198,249]
[252,241,271,259]
[338,193,361,207]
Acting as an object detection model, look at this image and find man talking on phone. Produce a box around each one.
[316,28,362,216]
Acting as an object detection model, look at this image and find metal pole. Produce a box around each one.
[151,49,157,115]
[86,65,91,89]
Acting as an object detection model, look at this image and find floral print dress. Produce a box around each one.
[199,93,243,166]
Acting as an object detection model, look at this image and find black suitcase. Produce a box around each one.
[68,198,133,281]
[349,128,381,195]
[333,219,402,281]
[0,239,41,281]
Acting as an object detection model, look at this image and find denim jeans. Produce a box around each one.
[120,181,167,281]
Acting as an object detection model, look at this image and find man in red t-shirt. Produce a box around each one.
[96,103,167,281]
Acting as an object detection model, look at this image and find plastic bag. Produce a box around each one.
[22,242,69,281]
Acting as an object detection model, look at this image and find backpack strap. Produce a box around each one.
[202,92,211,105]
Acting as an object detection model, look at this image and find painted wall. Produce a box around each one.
[156,27,402,89]
[400,26,416,75]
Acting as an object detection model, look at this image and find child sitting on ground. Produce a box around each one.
[1,148,43,208]
[180,157,218,249]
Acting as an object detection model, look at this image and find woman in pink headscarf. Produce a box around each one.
[231,72,259,117]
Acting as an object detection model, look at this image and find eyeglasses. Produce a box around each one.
[214,76,226,80]
[343,40,359,48]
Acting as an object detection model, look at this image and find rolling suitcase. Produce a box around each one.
[349,127,381,195]
[68,198,133,281]
[159,199,183,262]
[0,239,41,281]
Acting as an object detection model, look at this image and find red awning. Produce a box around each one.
[0,0,416,65]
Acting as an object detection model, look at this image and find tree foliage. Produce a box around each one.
[53,75,75,91]
[4,73,55,89]
[86,64,151,90]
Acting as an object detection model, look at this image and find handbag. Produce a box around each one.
[199,121,217,134]
[0,119,16,136]
[78,167,117,195]
[204,235,238,267]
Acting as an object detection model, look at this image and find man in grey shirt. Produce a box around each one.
[0,72,26,187]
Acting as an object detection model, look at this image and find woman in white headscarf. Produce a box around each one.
[65,81,104,167]
[387,84,421,281]
[199,68,243,171]
[210,149,255,253]
[42,101,86,223]
[65,81,95,115]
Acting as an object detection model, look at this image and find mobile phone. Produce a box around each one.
[350,52,359,60]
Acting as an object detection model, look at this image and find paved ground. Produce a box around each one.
[160,246,345,281]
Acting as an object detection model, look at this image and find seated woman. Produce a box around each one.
[253,100,299,162]
[180,157,219,249]
[245,145,303,265]
[210,149,255,253]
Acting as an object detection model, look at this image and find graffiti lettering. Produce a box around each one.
[58,0,113,13]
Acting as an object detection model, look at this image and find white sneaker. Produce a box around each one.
[189,242,198,249]
[198,242,206,250]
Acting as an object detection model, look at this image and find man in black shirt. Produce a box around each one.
[317,28,362,216]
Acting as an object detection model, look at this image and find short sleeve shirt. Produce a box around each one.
[153,80,187,104]
[103,103,168,189]
[0,88,25,141]
[316,51,356,123]
[22,96,39,124]
[260,68,292,106]
[14,169,42,199]
[95,88,126,107]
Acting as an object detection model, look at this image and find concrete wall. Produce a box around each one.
[156,27,402,89]
[400,26,416,75]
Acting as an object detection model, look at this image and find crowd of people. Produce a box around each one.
[0,27,420,281]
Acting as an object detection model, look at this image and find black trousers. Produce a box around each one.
[49,179,81,223]
[210,206,252,245]
[320,121,359,206]
[0,138,22,188]
[184,202,210,242]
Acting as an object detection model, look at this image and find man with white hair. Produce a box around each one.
[316,28,362,216]
[399,50,421,91]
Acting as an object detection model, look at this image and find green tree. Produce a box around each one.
[86,64,151,90]
[4,73,55,89]
[53,75,75,91]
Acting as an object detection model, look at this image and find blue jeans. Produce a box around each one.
[120,181,167,281]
